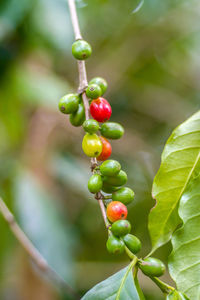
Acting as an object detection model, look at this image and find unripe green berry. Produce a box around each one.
[89,77,108,95]
[100,160,121,177]
[86,84,102,99]
[106,235,125,254]
[112,187,135,205]
[102,182,118,193]
[167,291,189,300]
[70,103,85,126]
[139,257,166,277]
[123,234,141,254]
[58,93,79,114]
[103,170,127,187]
[83,119,100,134]
[111,220,131,237]
[72,40,92,60]
[88,174,103,194]
[100,122,124,139]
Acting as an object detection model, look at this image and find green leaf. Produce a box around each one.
[148,111,200,253]
[82,260,141,300]
[13,170,76,284]
[168,174,200,300]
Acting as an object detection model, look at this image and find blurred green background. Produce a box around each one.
[0,0,199,299]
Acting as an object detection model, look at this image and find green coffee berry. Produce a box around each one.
[103,170,127,187]
[89,77,108,95]
[72,40,92,60]
[123,234,141,254]
[100,122,124,139]
[100,160,121,177]
[58,93,79,114]
[112,187,134,205]
[88,174,103,194]
[139,257,166,277]
[106,235,125,254]
[83,119,100,133]
[86,84,102,99]
[70,103,85,126]
[111,220,131,237]
[167,291,189,300]
[102,182,118,193]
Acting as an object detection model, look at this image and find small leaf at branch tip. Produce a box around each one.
[131,0,144,14]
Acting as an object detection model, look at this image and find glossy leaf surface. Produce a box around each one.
[82,261,141,300]
[148,111,200,252]
[169,174,200,300]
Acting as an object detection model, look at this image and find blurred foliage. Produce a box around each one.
[14,170,76,283]
[0,0,199,299]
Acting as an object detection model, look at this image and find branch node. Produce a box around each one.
[77,86,88,94]
[95,192,102,200]
[91,163,98,172]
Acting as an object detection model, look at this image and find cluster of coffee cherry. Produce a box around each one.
[58,38,167,280]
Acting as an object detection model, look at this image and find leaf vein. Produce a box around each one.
[173,236,200,253]
[164,146,200,161]
[184,282,200,293]
[183,211,200,223]
[154,185,183,197]
[173,129,200,140]
[176,260,200,278]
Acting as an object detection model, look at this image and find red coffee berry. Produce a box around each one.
[90,97,112,122]
[106,201,128,223]
[97,137,112,161]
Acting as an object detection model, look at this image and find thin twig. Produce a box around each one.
[97,194,111,229]
[0,197,48,270]
[68,0,82,40]
[68,0,110,230]
[0,197,80,300]
[82,92,90,120]
[77,61,88,91]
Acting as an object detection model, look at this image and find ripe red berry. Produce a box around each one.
[90,97,112,122]
[97,137,112,161]
[106,201,128,223]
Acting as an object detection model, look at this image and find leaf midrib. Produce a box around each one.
[115,259,137,300]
